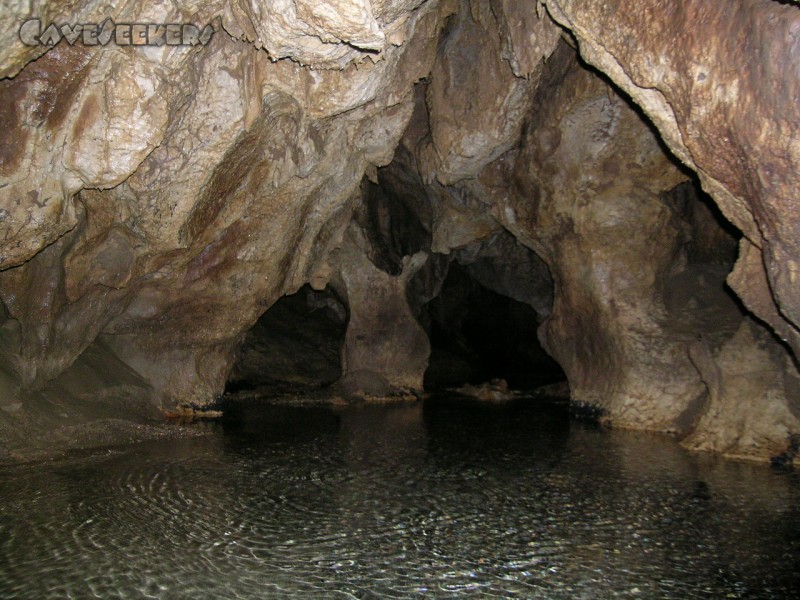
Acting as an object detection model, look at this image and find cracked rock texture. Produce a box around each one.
[1,0,799,463]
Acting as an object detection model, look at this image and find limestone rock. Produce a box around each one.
[1,0,799,464]
[455,378,518,402]
[454,231,553,318]
[492,0,562,78]
[335,221,431,394]
[0,0,451,410]
[420,0,558,184]
[544,0,800,357]
[492,50,704,430]
[684,319,800,461]
[229,286,347,390]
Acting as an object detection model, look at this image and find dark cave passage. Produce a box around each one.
[422,262,565,391]
[225,159,741,402]
[226,260,566,396]
[226,285,348,393]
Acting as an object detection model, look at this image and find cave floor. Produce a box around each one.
[2,395,799,598]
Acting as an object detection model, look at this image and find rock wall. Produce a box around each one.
[538,0,800,459]
[1,0,799,462]
[503,54,703,430]
[543,0,800,359]
[227,285,347,391]
[686,318,800,462]
[0,0,453,411]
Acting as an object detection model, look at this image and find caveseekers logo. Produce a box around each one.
[19,18,214,47]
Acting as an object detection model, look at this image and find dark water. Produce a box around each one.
[1,396,800,599]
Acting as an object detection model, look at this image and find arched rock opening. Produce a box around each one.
[226,285,348,393]
[421,260,565,391]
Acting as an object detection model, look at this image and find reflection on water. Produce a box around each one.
[1,396,800,598]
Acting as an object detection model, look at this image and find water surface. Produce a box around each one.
[1,396,799,598]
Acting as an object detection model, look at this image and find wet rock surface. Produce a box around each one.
[502,52,703,431]
[685,318,800,461]
[0,336,210,464]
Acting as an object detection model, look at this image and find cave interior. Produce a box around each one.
[0,0,799,466]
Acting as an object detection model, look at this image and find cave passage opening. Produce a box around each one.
[421,260,566,391]
[0,0,799,483]
[225,284,348,394]
[1,23,769,466]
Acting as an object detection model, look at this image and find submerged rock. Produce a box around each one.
[453,378,519,402]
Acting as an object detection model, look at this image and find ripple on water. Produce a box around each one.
[1,397,800,598]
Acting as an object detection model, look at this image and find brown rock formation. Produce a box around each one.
[686,318,800,461]
[0,0,799,462]
[501,53,704,431]
[543,0,800,357]
[335,220,430,395]
[0,0,450,412]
